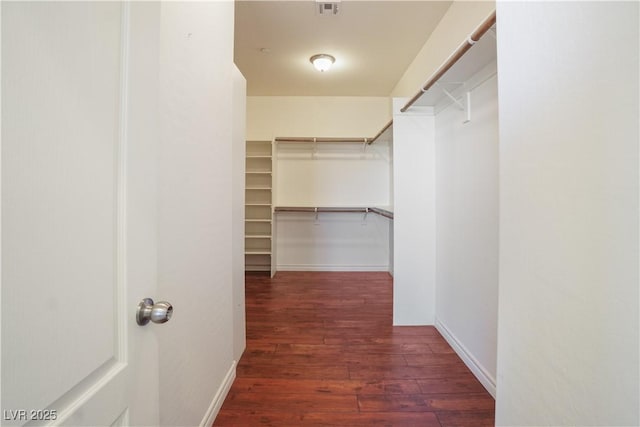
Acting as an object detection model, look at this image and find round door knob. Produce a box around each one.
[137,298,173,326]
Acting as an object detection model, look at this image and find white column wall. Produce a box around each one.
[231,65,247,362]
[157,2,238,426]
[496,2,639,425]
[434,65,499,396]
[392,100,436,325]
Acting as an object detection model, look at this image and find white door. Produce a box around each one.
[2,2,161,425]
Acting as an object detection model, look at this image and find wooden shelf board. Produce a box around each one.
[245,251,271,255]
[245,265,271,272]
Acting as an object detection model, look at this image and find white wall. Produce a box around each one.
[248,96,392,271]
[392,101,436,325]
[276,212,390,271]
[231,65,247,362]
[391,1,495,98]
[275,141,391,271]
[247,96,390,140]
[157,2,237,426]
[496,2,639,425]
[434,64,498,396]
[275,143,390,207]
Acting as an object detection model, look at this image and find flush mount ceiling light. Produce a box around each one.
[310,54,335,72]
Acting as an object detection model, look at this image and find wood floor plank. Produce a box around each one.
[357,394,433,412]
[417,374,489,394]
[230,378,422,395]
[404,353,466,366]
[240,352,407,367]
[221,392,358,412]
[359,393,494,413]
[213,411,441,427]
[349,364,472,380]
[236,363,349,380]
[213,272,494,426]
[301,411,442,426]
[436,410,495,427]
[423,393,496,411]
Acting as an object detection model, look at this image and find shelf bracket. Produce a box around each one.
[441,86,465,111]
[438,82,472,124]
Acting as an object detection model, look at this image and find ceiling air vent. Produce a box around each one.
[316,0,340,15]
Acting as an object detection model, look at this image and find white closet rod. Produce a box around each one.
[400,11,497,113]
[274,119,394,146]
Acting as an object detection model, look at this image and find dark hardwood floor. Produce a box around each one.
[214,272,495,426]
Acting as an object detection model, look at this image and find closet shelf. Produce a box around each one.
[246,203,271,206]
[245,219,272,223]
[246,235,271,239]
[246,186,272,190]
[246,171,272,174]
[246,155,272,159]
[245,250,271,255]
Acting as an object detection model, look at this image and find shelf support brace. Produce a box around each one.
[440,85,465,111]
[463,91,472,124]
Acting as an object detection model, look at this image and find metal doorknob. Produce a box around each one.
[137,298,173,326]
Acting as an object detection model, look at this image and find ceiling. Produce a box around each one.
[234,1,452,96]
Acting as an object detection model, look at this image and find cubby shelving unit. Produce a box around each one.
[245,141,273,272]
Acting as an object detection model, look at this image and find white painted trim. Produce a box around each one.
[435,318,496,398]
[199,360,236,427]
[276,264,389,272]
[116,0,130,365]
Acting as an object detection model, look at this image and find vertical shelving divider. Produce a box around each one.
[244,140,273,272]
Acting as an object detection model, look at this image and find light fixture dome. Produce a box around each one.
[310,54,335,72]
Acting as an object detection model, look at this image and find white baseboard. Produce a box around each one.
[435,319,496,398]
[199,360,236,427]
[276,264,389,272]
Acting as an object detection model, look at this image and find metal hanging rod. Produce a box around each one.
[368,119,393,145]
[400,11,496,113]
[274,206,393,220]
[275,137,370,143]
[274,119,394,146]
[368,207,394,220]
[274,206,368,214]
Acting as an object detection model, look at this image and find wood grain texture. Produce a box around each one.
[214,272,495,426]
